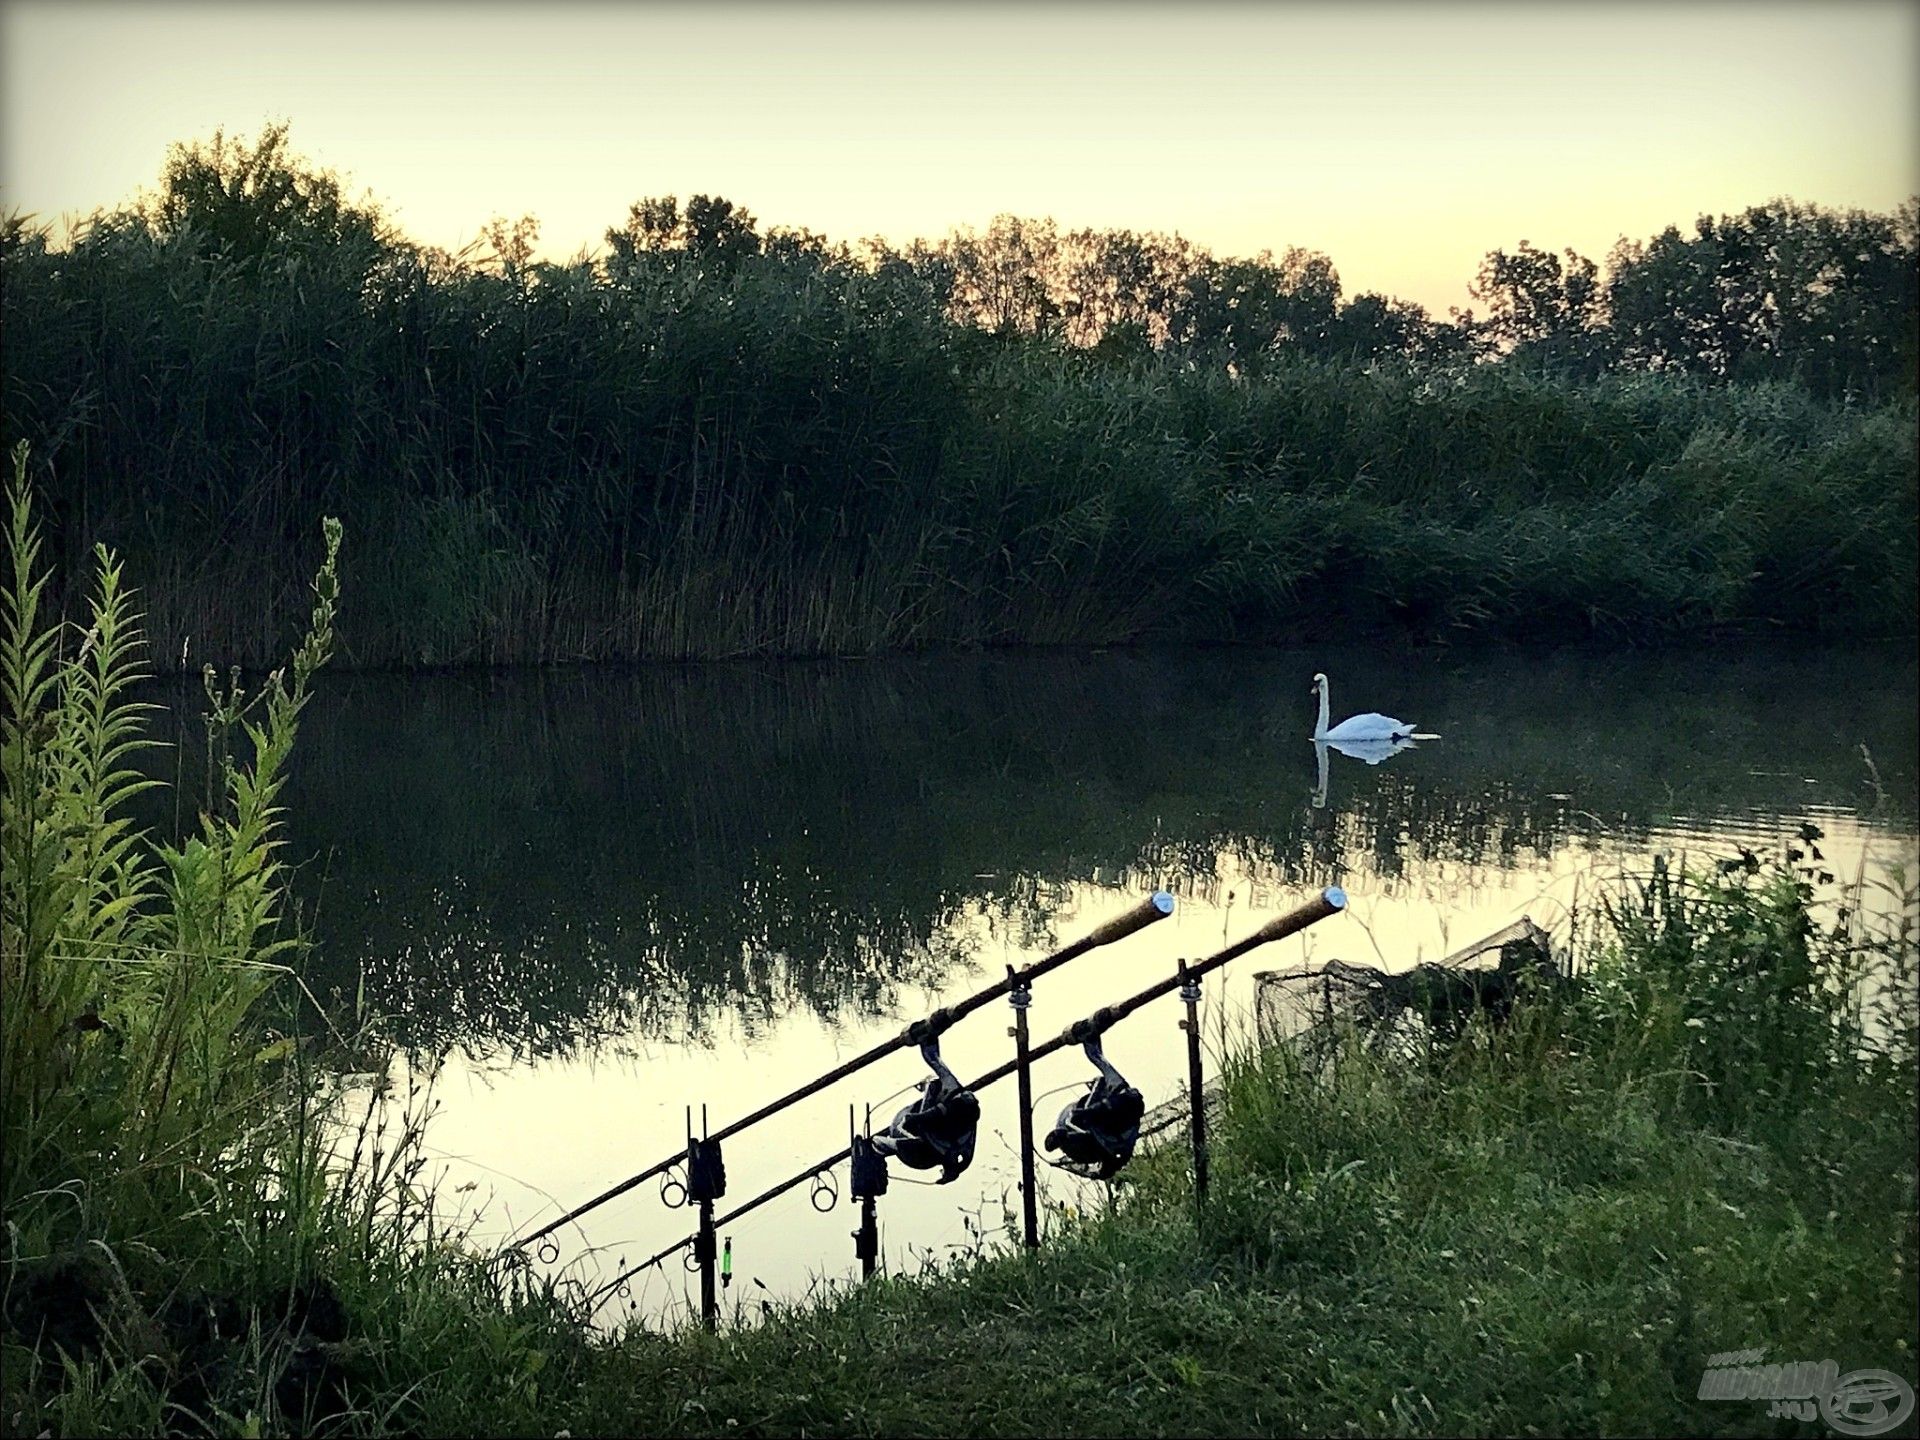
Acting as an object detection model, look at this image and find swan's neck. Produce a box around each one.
[1314,683,1331,739]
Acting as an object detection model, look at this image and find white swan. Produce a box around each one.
[1310,672,1437,744]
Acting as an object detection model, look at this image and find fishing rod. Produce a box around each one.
[587,886,1344,1309]
[512,890,1175,1257]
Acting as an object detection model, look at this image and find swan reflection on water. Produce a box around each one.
[1313,734,1427,808]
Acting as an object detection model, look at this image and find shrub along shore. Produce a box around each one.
[2,451,1914,1436]
[3,130,1916,668]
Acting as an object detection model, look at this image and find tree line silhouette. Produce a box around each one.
[3,126,1914,665]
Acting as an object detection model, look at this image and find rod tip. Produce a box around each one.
[1150,891,1175,915]
[1323,886,1348,910]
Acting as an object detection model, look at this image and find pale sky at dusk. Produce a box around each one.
[3,1,1915,316]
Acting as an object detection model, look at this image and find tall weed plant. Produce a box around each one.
[0,439,379,1432]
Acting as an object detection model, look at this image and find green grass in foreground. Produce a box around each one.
[2,451,1916,1437]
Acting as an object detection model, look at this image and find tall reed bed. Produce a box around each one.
[5,204,1914,668]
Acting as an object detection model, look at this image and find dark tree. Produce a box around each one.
[1467,241,1609,376]
[142,122,389,273]
[1606,198,1919,397]
[606,194,763,281]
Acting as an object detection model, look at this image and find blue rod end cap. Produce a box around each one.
[1150,891,1175,915]
[1324,886,1348,910]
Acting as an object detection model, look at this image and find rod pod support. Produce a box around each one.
[685,1106,726,1331]
[1007,967,1040,1249]
[849,1107,887,1279]
[1177,959,1210,1219]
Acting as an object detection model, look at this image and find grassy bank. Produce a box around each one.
[3,458,1915,1436]
[4,134,1916,667]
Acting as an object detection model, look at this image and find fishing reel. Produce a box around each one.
[1044,1029,1144,1181]
[871,1036,978,1184]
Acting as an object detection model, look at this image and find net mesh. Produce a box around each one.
[1138,919,1567,1146]
[1254,917,1564,1062]
[1139,1074,1218,1145]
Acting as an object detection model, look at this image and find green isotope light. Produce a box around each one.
[721,1236,733,1289]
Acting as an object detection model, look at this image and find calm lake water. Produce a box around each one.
[170,642,1920,1325]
